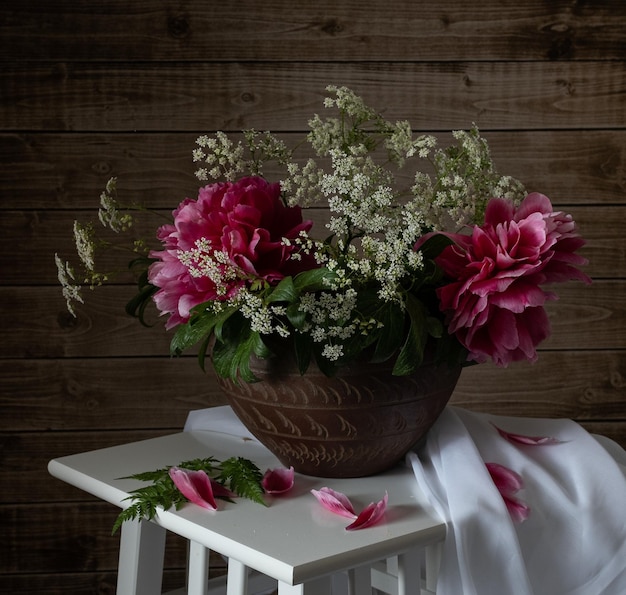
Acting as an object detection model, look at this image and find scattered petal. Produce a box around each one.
[486,463,530,523]
[486,462,524,495]
[492,423,563,446]
[346,492,388,531]
[310,487,356,519]
[169,467,217,510]
[502,493,531,523]
[262,466,295,494]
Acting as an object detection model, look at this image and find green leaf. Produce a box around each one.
[286,302,307,330]
[170,304,237,357]
[197,334,212,371]
[170,312,214,356]
[293,267,337,292]
[347,287,404,363]
[211,316,259,382]
[212,305,241,343]
[252,334,273,360]
[373,301,406,362]
[293,333,313,375]
[393,293,428,375]
[124,258,159,326]
[125,282,158,326]
[266,276,297,303]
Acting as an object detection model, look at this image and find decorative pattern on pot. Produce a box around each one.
[216,358,462,478]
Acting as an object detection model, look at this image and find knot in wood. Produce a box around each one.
[168,14,191,39]
[91,160,112,175]
[320,19,344,36]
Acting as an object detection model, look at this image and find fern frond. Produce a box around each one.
[218,457,266,506]
[112,454,266,533]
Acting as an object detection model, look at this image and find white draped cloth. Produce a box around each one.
[185,406,626,594]
[408,406,626,595]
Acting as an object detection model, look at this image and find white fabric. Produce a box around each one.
[185,406,626,594]
[184,405,256,439]
[408,406,626,595]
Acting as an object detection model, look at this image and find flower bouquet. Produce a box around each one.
[56,86,590,475]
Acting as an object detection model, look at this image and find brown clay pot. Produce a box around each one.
[215,356,462,478]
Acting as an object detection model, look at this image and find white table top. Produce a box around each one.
[48,430,445,585]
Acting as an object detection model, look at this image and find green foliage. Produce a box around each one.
[125,256,159,326]
[216,457,265,505]
[111,455,265,535]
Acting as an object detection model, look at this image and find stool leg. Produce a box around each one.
[277,576,332,595]
[346,565,371,595]
[424,543,441,594]
[396,549,421,595]
[226,558,248,595]
[116,519,166,595]
[188,540,210,595]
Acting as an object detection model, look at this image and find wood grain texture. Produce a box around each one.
[2,1,625,62]
[1,1,624,592]
[0,278,622,362]
[2,130,625,209]
[0,570,189,595]
[1,352,622,434]
[1,502,208,574]
[2,62,626,132]
[1,204,624,285]
[0,357,226,431]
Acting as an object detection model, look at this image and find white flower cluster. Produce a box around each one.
[54,254,83,316]
[236,291,291,338]
[194,132,245,181]
[98,177,133,233]
[177,238,241,297]
[298,287,360,361]
[194,130,290,182]
[189,85,526,363]
[412,127,525,230]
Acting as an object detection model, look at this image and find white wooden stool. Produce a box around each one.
[49,431,445,594]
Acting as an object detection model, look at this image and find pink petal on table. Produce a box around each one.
[169,467,217,510]
[346,492,388,531]
[486,462,524,495]
[503,493,531,523]
[262,466,295,494]
[310,487,356,519]
[492,423,563,446]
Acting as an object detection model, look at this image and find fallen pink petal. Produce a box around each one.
[486,462,524,495]
[346,492,388,531]
[262,466,295,494]
[486,463,530,523]
[503,493,531,523]
[310,487,356,519]
[169,467,217,510]
[492,423,563,446]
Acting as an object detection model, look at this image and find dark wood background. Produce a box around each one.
[1,1,625,593]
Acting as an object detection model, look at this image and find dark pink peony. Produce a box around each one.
[433,193,591,366]
[149,176,315,329]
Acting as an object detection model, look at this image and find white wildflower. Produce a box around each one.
[321,343,344,361]
[98,178,133,233]
[73,221,96,273]
[55,254,84,317]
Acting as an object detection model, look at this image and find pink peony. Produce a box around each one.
[433,193,591,366]
[148,176,315,329]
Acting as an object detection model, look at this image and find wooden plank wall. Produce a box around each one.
[1,1,625,592]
